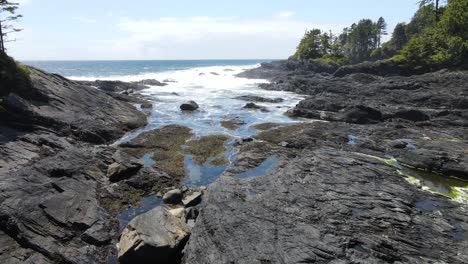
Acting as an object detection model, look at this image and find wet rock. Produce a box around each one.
[140,102,152,109]
[234,137,254,146]
[243,103,269,112]
[235,95,284,103]
[397,140,468,180]
[180,101,199,111]
[134,79,168,86]
[78,80,148,93]
[210,72,220,76]
[221,119,246,130]
[163,189,183,204]
[118,207,190,264]
[182,192,202,207]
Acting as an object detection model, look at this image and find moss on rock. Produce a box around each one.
[186,135,230,165]
[124,125,193,178]
[254,124,309,144]
[221,119,245,130]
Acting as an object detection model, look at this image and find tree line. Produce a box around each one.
[292,0,467,70]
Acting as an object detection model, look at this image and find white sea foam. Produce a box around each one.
[74,63,305,141]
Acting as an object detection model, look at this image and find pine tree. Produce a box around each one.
[0,0,22,53]
[376,17,388,48]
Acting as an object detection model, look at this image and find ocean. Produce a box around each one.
[23,60,269,79]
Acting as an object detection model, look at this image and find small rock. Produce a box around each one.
[243,103,269,112]
[163,189,183,204]
[180,101,199,111]
[140,102,152,109]
[182,192,202,207]
[392,140,408,149]
[279,141,289,147]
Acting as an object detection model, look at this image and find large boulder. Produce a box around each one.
[180,101,199,111]
[118,207,190,264]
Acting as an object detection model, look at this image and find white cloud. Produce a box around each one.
[277,11,295,18]
[72,16,97,24]
[110,15,345,59]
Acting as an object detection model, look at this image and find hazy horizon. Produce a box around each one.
[9,0,420,60]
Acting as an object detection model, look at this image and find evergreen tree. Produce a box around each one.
[376,17,388,48]
[294,29,324,59]
[0,0,22,53]
[392,23,408,51]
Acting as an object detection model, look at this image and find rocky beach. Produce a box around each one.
[0,57,467,264]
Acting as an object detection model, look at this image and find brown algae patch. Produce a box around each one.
[252,122,282,131]
[221,119,246,130]
[185,135,230,165]
[123,125,193,178]
[255,123,309,144]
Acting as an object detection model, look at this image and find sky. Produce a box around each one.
[6,0,421,60]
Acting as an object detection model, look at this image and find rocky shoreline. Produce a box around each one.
[1,61,467,263]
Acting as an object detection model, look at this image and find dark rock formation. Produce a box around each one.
[77,80,148,93]
[235,95,284,103]
[183,121,468,264]
[243,103,269,112]
[0,68,156,263]
[180,101,199,111]
[134,79,168,86]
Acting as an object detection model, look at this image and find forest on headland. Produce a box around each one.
[292,0,467,71]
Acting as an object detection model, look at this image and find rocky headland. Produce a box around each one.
[184,61,468,263]
[1,57,467,264]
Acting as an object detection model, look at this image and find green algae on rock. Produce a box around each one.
[185,135,230,166]
[220,119,246,130]
[124,125,193,178]
[254,123,309,144]
[251,122,282,131]
[354,152,468,203]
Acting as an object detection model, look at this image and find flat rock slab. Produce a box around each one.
[183,145,468,263]
[119,207,190,264]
